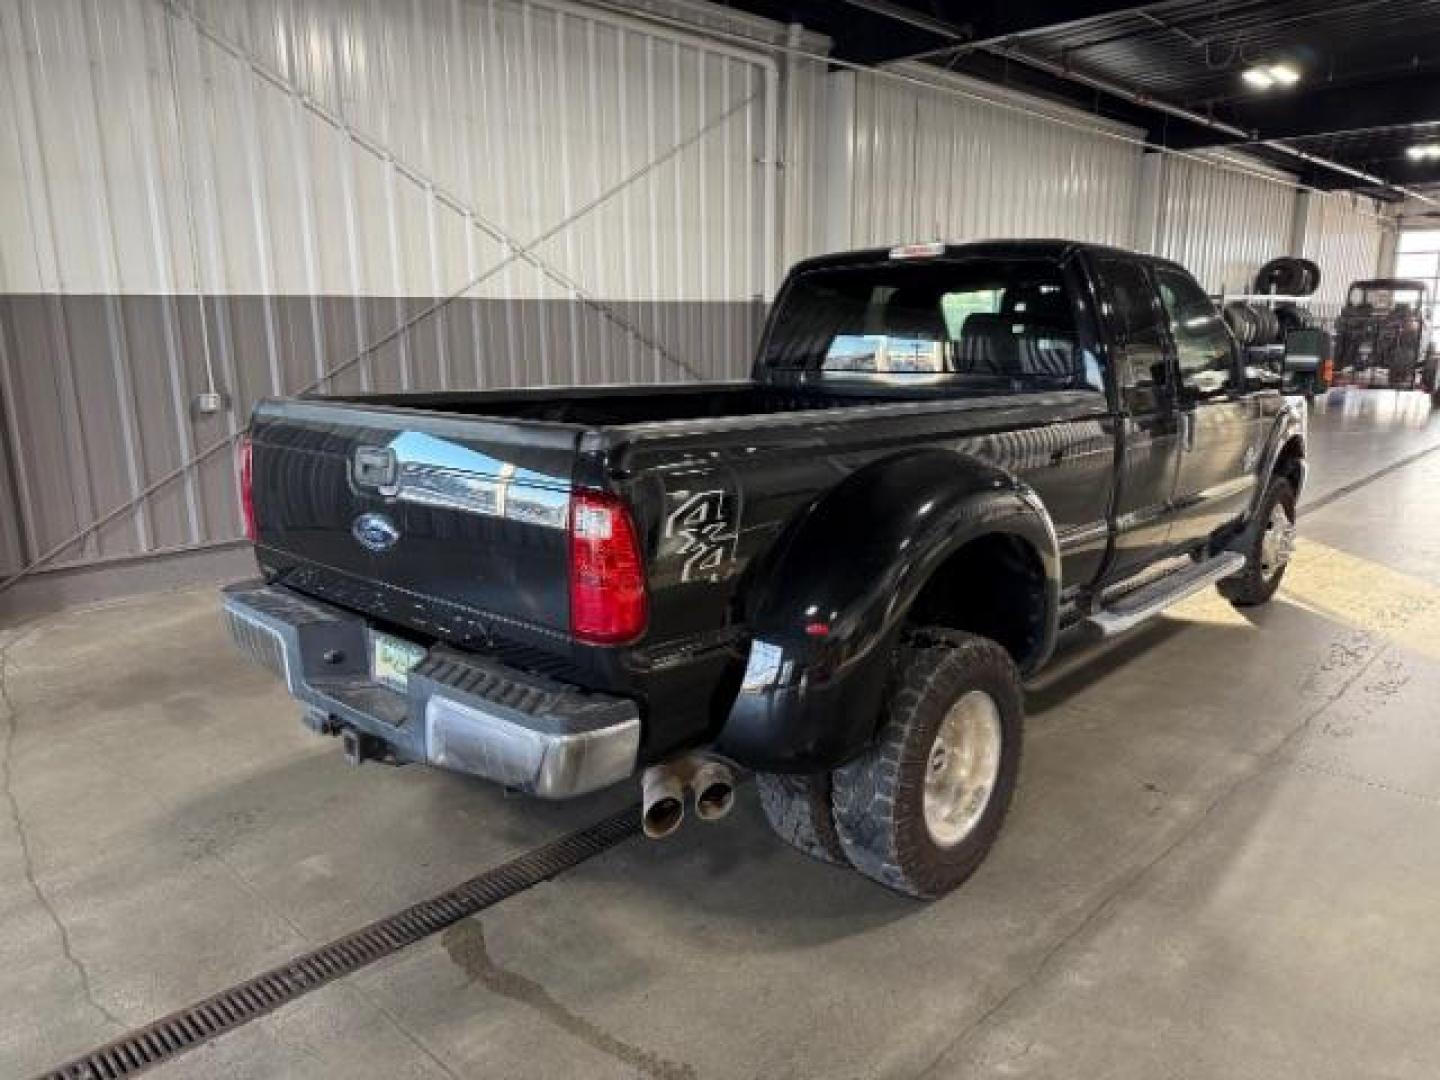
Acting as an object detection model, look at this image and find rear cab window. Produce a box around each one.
[761,256,1105,395]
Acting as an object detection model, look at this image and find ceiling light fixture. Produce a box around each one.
[1242,63,1301,90]
[1408,145,1440,162]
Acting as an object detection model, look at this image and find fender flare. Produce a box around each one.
[1249,401,1308,518]
[717,448,1060,773]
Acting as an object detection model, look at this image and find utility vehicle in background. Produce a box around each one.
[1333,278,1437,396]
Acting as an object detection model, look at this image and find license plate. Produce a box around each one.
[371,632,426,693]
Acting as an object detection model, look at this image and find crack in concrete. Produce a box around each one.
[1288,758,1440,810]
[910,634,1392,1079]
[0,606,461,1079]
[0,633,126,1032]
[443,918,697,1080]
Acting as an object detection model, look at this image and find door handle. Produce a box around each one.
[1179,411,1196,452]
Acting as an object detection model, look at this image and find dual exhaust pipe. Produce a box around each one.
[640,754,737,839]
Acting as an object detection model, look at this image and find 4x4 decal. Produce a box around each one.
[665,490,738,583]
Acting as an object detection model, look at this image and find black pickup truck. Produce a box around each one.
[224,240,1306,899]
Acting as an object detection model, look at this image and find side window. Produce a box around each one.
[1098,259,1167,393]
[1154,267,1236,397]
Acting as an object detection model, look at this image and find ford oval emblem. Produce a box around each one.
[352,512,400,553]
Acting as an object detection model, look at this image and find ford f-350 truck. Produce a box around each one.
[224,240,1305,899]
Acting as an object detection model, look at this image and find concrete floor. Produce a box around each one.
[4,387,1440,1079]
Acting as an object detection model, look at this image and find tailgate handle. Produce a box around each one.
[353,446,399,490]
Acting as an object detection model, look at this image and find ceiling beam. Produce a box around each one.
[1171,70,1440,150]
[950,1,1173,45]
[864,1,1182,50]
[977,43,1436,201]
[1301,158,1440,193]
[728,1,1167,66]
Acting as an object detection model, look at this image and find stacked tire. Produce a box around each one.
[1224,258,1322,348]
[1224,301,1281,346]
[1253,257,1321,298]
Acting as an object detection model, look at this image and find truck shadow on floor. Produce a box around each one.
[1024,617,1192,714]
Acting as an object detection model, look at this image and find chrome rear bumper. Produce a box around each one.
[222,582,639,798]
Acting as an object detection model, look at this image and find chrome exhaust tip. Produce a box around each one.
[691,760,737,822]
[641,765,686,839]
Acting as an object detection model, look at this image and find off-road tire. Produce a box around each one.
[1219,476,1296,607]
[756,772,849,866]
[831,630,1023,900]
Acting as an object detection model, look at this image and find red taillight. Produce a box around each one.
[237,435,257,542]
[569,490,647,644]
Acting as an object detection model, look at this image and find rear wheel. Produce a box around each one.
[1219,477,1296,607]
[756,772,849,866]
[831,630,1023,900]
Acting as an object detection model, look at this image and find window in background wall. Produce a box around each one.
[1395,230,1440,325]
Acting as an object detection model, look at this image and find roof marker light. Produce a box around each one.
[1269,63,1300,86]
[889,241,946,260]
[1243,63,1301,90]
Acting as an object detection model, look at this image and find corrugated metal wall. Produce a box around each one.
[0,0,780,575]
[778,47,832,269]
[1300,192,1389,322]
[829,67,1145,251]
[1153,151,1298,294]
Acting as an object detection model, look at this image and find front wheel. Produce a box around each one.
[831,630,1023,900]
[1219,476,1297,607]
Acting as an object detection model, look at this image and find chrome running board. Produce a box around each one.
[1084,551,1247,638]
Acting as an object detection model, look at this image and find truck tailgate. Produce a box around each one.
[248,398,582,646]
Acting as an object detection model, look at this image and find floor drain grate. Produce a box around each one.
[34,806,639,1080]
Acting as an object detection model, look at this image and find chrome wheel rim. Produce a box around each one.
[1260,502,1296,577]
[922,690,1003,849]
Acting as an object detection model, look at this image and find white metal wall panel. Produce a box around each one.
[1300,192,1389,321]
[3,0,777,303]
[0,0,780,576]
[778,50,832,268]
[833,68,1145,251]
[1153,151,1297,293]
